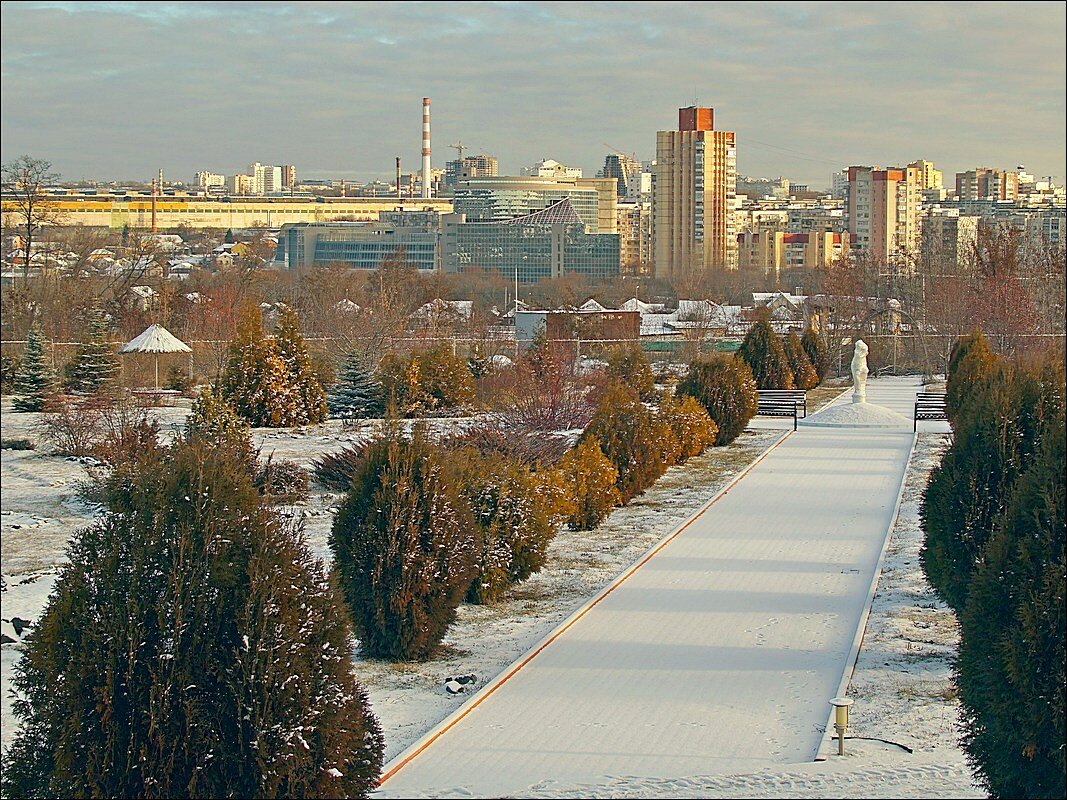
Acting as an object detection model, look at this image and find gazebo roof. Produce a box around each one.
[119,324,192,354]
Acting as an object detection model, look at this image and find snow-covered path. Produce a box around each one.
[379,377,937,798]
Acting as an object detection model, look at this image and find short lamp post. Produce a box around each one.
[830,697,854,756]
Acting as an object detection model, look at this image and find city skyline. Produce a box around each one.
[1,1,1065,186]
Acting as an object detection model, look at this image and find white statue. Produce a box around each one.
[851,340,869,404]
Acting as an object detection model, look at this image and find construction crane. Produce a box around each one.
[603,142,638,161]
[449,142,467,161]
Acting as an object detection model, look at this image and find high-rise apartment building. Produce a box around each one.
[908,160,943,190]
[445,154,499,188]
[616,199,653,275]
[653,106,737,276]
[922,208,979,273]
[955,168,1019,201]
[846,166,923,267]
[282,164,297,190]
[600,153,644,198]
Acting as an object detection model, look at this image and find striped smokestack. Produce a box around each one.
[421,97,431,199]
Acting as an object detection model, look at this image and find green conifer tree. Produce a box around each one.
[328,352,384,419]
[605,344,656,401]
[676,355,759,445]
[63,306,120,394]
[583,381,673,503]
[330,426,478,660]
[12,322,57,412]
[953,356,1065,799]
[557,439,621,531]
[273,306,328,425]
[800,327,830,383]
[453,450,556,604]
[0,436,384,799]
[783,330,819,390]
[738,314,795,390]
[945,330,997,427]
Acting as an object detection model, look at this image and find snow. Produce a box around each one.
[1,381,978,798]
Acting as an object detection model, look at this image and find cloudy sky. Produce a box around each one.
[2,1,1064,188]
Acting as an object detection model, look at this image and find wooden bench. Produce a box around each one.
[914,392,947,431]
[756,392,802,431]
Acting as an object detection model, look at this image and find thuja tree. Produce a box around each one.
[920,356,1049,611]
[221,304,305,427]
[557,439,620,531]
[273,306,328,425]
[658,393,717,464]
[330,426,478,660]
[944,330,997,427]
[0,435,384,800]
[452,449,557,604]
[582,381,675,504]
[783,330,818,390]
[12,322,57,411]
[328,351,383,420]
[676,355,758,445]
[954,359,1065,799]
[63,305,120,394]
[801,327,829,383]
[738,315,795,390]
[605,344,656,401]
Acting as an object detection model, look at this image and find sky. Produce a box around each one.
[2,1,1065,189]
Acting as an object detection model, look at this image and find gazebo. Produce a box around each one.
[119,324,192,390]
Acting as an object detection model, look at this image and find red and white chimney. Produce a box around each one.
[421,97,432,199]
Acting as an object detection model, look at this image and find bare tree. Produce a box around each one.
[1,156,64,282]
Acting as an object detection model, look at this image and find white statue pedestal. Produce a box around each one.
[799,340,911,429]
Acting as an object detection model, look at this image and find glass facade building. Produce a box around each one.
[453,177,604,233]
[442,200,620,283]
[275,219,438,271]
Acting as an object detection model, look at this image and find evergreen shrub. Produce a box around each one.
[658,393,718,464]
[452,449,557,604]
[738,316,795,390]
[784,330,819,390]
[945,330,997,427]
[556,439,620,531]
[0,436,384,799]
[605,345,656,401]
[62,306,120,395]
[676,355,758,445]
[801,327,829,382]
[582,382,674,503]
[330,427,478,660]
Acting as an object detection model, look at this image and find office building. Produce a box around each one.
[653,106,738,277]
[442,199,619,283]
[275,213,439,271]
[846,166,923,267]
[453,175,617,234]
[520,159,583,179]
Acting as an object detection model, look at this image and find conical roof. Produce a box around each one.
[119,324,192,354]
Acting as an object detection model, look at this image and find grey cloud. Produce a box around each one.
[2,1,1064,185]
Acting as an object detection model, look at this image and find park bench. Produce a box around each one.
[913,392,947,431]
[756,390,805,431]
[758,389,806,416]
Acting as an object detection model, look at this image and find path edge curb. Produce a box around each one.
[378,426,795,788]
